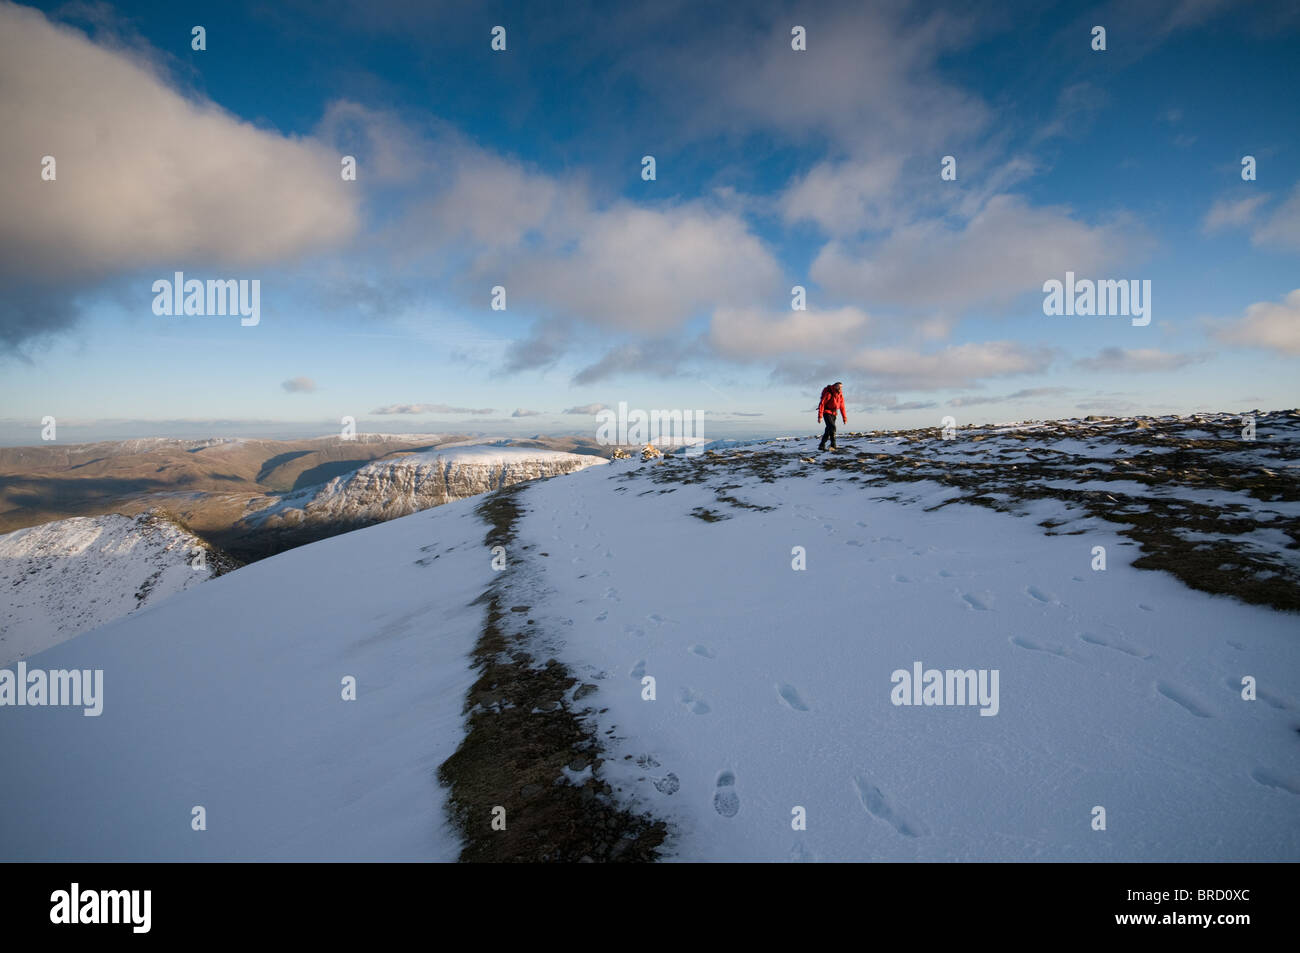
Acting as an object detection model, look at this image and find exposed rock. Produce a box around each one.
[246,445,607,534]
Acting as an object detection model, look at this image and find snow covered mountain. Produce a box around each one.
[1,413,1296,862]
[0,510,236,664]
[241,444,607,535]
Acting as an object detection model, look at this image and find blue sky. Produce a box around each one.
[1,0,1297,445]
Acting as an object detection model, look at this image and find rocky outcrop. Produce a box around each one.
[250,445,607,533]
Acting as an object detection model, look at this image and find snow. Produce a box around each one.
[0,496,492,861]
[387,445,604,467]
[243,444,606,530]
[509,440,1300,861]
[2,417,1297,862]
[0,513,216,665]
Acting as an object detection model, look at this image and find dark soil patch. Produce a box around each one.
[437,484,668,862]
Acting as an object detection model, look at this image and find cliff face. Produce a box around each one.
[253,446,607,531]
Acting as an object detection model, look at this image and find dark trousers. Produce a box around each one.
[819,416,838,449]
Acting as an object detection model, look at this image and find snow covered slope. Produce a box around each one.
[1,413,1296,862]
[505,420,1299,861]
[0,511,233,665]
[248,444,607,530]
[0,495,493,861]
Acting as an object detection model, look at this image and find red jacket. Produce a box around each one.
[817,386,846,423]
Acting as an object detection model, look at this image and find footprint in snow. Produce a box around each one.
[628,659,646,679]
[1078,631,1150,659]
[1155,681,1214,718]
[654,772,681,796]
[960,592,991,611]
[688,644,715,659]
[1009,635,1076,661]
[776,683,809,711]
[594,610,608,622]
[938,569,954,578]
[1221,676,1294,710]
[851,775,927,837]
[624,624,645,638]
[1250,768,1300,796]
[789,841,818,863]
[678,688,711,715]
[603,587,621,601]
[893,573,912,583]
[713,770,740,817]
[1025,586,1057,604]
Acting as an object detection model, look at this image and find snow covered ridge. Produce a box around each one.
[0,493,496,861]
[247,445,607,531]
[506,420,1300,860]
[782,409,1300,612]
[0,510,237,665]
[1,411,1297,861]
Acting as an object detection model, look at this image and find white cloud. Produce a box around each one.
[1251,185,1300,251]
[0,3,359,281]
[341,109,786,335]
[843,341,1054,389]
[777,340,1055,392]
[1201,184,1300,251]
[1213,289,1300,355]
[1073,347,1208,372]
[810,195,1140,314]
[1202,193,1270,233]
[780,157,903,236]
[645,4,990,154]
[370,403,495,415]
[710,307,871,359]
[505,203,784,333]
[281,377,317,393]
[948,387,1074,407]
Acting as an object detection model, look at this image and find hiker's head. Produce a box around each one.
[834,381,843,392]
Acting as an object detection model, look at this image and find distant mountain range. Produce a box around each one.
[0,432,616,556]
[0,434,616,651]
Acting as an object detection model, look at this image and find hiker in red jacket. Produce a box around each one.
[817,382,847,451]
